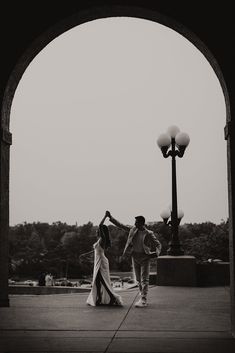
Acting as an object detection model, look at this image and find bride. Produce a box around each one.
[86,213,123,306]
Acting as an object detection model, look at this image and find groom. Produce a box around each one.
[105,211,161,307]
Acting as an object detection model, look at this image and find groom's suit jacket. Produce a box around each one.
[110,217,162,257]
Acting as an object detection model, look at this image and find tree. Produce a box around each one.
[9,219,229,277]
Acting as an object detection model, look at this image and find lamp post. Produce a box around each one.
[157,125,190,256]
[160,207,184,226]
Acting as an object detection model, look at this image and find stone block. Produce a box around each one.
[157,255,197,286]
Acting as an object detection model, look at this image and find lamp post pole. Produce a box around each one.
[157,126,190,256]
[168,136,183,255]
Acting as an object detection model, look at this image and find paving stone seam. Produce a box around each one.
[0,329,230,332]
[103,291,139,353]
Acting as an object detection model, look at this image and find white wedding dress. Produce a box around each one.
[86,239,123,306]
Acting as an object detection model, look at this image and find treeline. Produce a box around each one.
[9,219,229,279]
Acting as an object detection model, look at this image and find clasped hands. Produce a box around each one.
[105,210,111,219]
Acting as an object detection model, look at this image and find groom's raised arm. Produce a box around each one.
[106,211,130,232]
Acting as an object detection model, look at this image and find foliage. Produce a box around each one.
[181,220,229,262]
[9,218,229,278]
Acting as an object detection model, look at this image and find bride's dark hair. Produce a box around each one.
[99,224,111,249]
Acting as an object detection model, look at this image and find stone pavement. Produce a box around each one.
[0,286,234,352]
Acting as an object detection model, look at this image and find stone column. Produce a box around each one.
[0,126,12,307]
[225,95,235,337]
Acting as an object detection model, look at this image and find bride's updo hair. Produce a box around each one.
[99,224,111,249]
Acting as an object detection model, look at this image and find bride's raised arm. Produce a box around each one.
[105,210,130,232]
[99,213,107,226]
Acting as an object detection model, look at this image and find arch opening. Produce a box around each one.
[0,4,233,336]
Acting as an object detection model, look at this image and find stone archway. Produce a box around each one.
[0,2,234,335]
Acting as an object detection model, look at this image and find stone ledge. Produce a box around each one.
[9,285,90,295]
[196,262,230,286]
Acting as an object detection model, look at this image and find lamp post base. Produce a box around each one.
[157,255,197,286]
[167,243,184,256]
[167,247,184,256]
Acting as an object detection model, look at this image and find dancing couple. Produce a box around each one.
[86,211,162,308]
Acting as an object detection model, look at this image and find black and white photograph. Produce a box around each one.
[0,1,234,352]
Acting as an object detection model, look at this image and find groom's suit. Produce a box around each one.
[108,216,161,257]
[122,225,162,257]
[109,216,162,300]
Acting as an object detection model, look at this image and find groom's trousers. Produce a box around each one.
[132,252,151,299]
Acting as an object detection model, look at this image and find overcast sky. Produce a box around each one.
[10,17,228,227]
